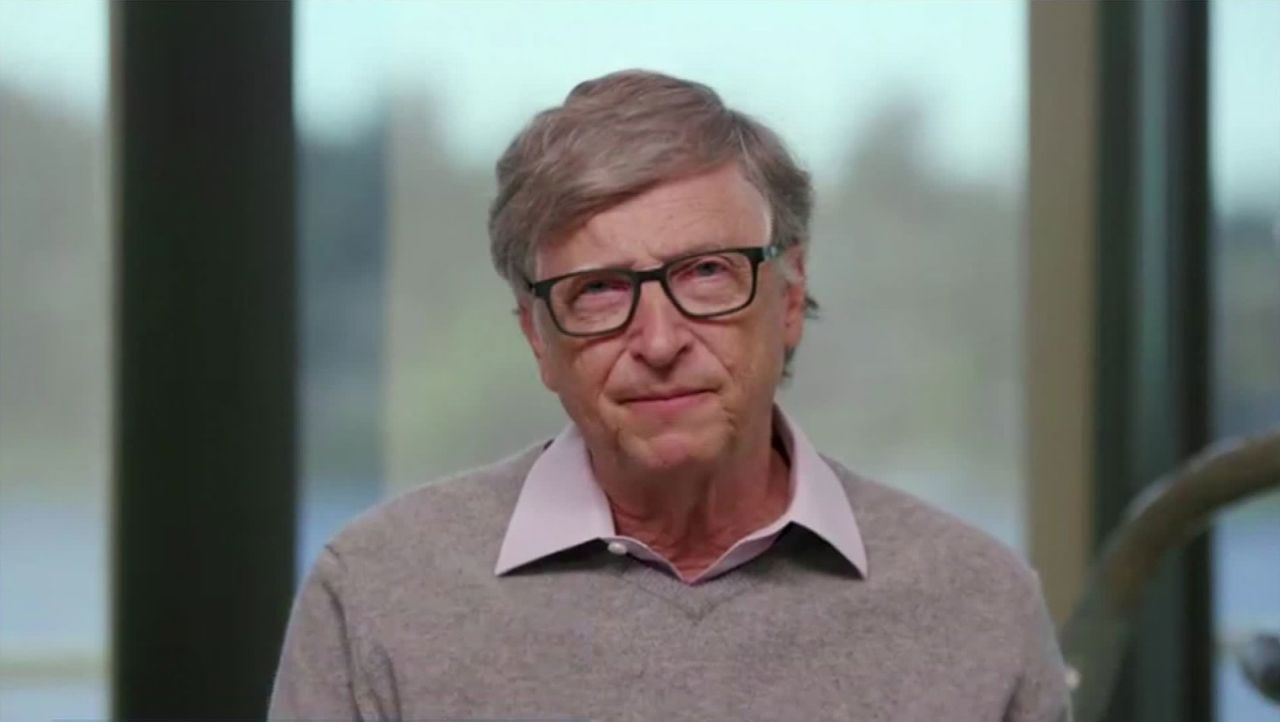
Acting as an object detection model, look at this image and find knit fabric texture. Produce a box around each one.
[269,443,1071,722]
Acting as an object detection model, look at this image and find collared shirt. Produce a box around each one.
[494,406,868,584]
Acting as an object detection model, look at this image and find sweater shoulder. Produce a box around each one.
[822,455,1040,597]
[320,442,546,566]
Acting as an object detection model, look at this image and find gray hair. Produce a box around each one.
[488,69,818,373]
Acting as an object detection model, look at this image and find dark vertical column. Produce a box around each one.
[1165,3,1214,719]
[1092,5,1142,714]
[1094,2,1214,721]
[111,2,296,719]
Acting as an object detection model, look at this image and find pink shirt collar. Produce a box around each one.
[494,406,868,584]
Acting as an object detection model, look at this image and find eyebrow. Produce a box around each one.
[572,240,744,274]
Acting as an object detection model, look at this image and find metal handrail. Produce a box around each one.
[1060,427,1280,722]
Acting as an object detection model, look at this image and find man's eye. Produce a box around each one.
[569,276,630,302]
[691,260,728,277]
[580,278,628,295]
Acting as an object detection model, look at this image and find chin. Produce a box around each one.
[619,424,727,472]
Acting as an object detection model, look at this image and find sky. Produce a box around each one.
[292,0,1026,188]
[0,0,1276,208]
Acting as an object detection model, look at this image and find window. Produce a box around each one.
[1210,1,1280,719]
[295,0,1028,567]
[0,1,111,719]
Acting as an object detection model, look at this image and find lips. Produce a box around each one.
[619,388,711,403]
[616,388,715,418]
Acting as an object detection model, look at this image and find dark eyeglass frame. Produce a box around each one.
[524,243,783,338]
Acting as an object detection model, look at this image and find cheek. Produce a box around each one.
[697,331,774,403]
[711,305,787,378]
[548,340,622,402]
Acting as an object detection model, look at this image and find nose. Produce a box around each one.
[625,280,690,369]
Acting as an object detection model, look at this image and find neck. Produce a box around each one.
[594,420,793,579]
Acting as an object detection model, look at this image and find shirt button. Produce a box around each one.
[606,541,628,556]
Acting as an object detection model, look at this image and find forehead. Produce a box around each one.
[536,163,771,276]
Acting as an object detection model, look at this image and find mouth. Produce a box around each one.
[618,389,715,416]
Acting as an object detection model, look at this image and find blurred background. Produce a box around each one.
[0,1,1275,721]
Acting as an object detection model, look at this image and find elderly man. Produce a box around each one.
[269,70,1070,722]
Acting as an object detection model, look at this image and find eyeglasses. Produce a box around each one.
[525,244,782,337]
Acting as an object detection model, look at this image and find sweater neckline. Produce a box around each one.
[609,523,805,620]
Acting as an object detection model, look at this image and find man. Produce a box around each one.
[269,70,1071,722]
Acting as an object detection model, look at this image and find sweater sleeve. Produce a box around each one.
[268,545,373,721]
[1004,570,1073,722]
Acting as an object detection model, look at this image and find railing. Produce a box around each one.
[1060,428,1280,721]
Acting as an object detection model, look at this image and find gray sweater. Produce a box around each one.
[269,444,1071,721]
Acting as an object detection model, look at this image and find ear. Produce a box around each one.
[781,247,807,349]
[518,300,558,392]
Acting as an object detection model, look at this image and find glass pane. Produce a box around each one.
[0,1,111,719]
[295,2,395,574]
[1210,1,1280,720]
[295,0,1026,566]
